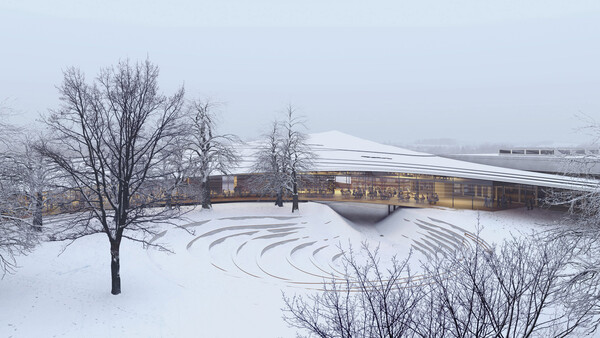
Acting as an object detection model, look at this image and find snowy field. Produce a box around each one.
[1,202,563,337]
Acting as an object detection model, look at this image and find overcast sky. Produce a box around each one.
[1,1,599,147]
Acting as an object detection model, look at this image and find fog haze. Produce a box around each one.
[1,1,599,147]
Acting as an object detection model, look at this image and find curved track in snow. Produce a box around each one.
[169,214,490,289]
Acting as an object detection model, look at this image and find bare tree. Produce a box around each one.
[3,135,61,231]
[416,232,593,338]
[543,115,600,331]
[283,244,422,338]
[159,133,196,209]
[544,114,600,216]
[281,105,314,212]
[0,159,37,277]
[0,109,37,277]
[251,120,287,207]
[284,234,598,337]
[252,105,314,212]
[187,99,239,209]
[39,59,187,295]
[0,195,37,277]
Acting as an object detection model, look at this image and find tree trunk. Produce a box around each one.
[110,241,121,295]
[292,194,298,212]
[200,180,211,209]
[33,191,43,231]
[292,178,299,212]
[165,189,173,209]
[276,189,284,207]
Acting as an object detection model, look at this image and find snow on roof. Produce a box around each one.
[234,130,598,192]
[308,130,428,157]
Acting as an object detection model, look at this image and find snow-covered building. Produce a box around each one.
[206,131,598,210]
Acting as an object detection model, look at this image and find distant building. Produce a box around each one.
[443,147,600,176]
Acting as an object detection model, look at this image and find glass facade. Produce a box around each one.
[186,171,541,211]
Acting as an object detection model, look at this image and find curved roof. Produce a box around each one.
[236,130,598,192]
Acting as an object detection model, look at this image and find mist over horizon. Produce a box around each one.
[1,1,599,148]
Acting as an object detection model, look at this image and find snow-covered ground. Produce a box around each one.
[0,202,563,337]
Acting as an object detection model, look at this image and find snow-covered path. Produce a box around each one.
[0,202,561,337]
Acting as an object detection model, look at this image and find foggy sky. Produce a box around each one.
[1,1,600,147]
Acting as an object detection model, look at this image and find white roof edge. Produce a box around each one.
[232,131,599,192]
